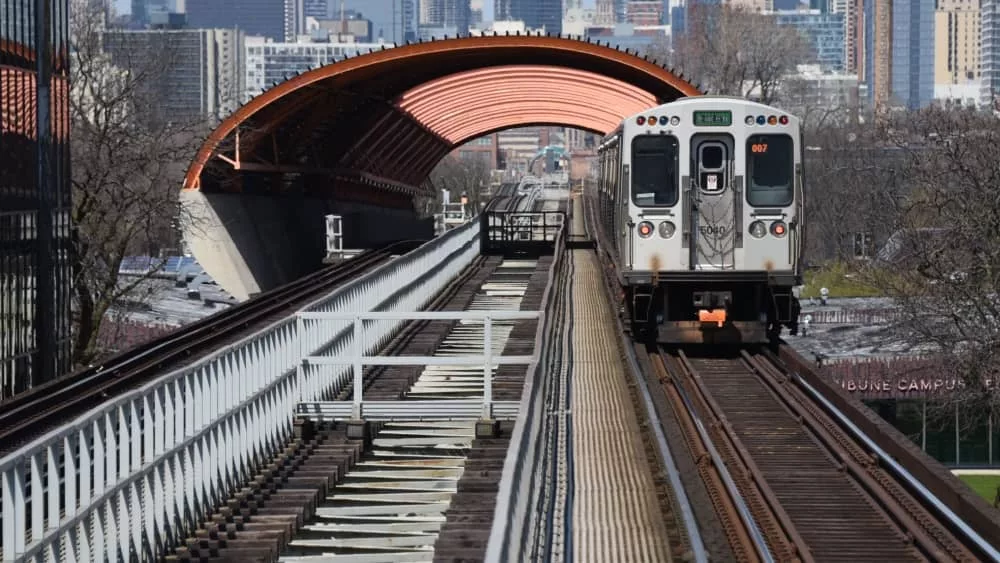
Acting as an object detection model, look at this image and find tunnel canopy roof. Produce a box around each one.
[183,34,702,206]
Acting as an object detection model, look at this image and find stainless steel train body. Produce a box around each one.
[589,96,804,344]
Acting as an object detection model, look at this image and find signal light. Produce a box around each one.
[779,115,789,125]
[636,116,646,125]
[648,116,657,124]
[670,116,680,125]
[771,221,787,237]
[638,221,654,238]
[745,115,756,125]
[659,115,669,125]
[658,221,676,238]
[756,115,766,125]
[767,115,778,125]
[749,221,766,238]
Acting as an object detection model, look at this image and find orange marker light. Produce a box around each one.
[639,224,652,235]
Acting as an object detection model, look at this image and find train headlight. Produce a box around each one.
[637,221,654,238]
[658,221,676,238]
[670,116,680,126]
[745,115,756,126]
[770,221,788,237]
[749,221,767,238]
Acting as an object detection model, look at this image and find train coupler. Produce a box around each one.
[698,308,727,328]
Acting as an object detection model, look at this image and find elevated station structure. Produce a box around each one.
[181,34,701,300]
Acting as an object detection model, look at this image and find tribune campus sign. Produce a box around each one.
[834,376,1000,396]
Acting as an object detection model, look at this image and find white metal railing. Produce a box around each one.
[295,311,539,421]
[0,220,481,563]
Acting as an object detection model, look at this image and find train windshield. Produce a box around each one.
[746,134,794,206]
[631,135,679,206]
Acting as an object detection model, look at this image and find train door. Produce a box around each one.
[689,134,736,270]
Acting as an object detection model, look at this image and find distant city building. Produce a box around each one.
[830,0,859,73]
[332,0,413,43]
[244,36,388,101]
[304,0,329,18]
[862,0,935,111]
[184,0,285,41]
[495,0,563,35]
[0,0,74,397]
[563,7,598,36]
[774,10,846,71]
[624,1,666,25]
[103,28,245,121]
[418,0,472,37]
[765,64,868,120]
[314,16,373,41]
[131,0,170,27]
[594,0,627,25]
[470,0,485,29]
[934,0,981,86]
[982,0,1000,109]
[933,82,981,108]
[586,22,670,52]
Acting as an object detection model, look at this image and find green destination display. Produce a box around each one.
[693,110,732,127]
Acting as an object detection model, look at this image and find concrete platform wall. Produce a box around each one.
[181,191,434,301]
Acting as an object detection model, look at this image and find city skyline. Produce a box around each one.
[115,0,604,23]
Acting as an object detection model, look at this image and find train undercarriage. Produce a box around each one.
[622,274,801,345]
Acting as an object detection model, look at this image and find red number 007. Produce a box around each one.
[751,143,768,153]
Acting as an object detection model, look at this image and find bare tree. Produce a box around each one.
[803,123,908,264]
[672,5,812,104]
[69,0,209,365]
[415,154,493,218]
[853,107,1000,423]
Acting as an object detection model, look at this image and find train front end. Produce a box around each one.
[621,97,804,344]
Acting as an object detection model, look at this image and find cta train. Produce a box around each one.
[587,96,804,344]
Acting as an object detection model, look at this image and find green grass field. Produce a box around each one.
[801,262,882,299]
[957,474,1000,505]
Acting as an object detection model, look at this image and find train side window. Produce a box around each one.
[746,134,794,207]
[631,135,679,207]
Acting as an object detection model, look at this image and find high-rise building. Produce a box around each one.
[831,0,860,73]
[0,0,74,398]
[625,1,666,25]
[185,0,284,41]
[305,0,328,18]
[495,0,563,34]
[244,36,387,100]
[103,29,245,121]
[863,0,935,110]
[775,10,846,71]
[594,0,627,24]
[981,0,1000,108]
[934,0,980,86]
[420,0,471,35]
[132,0,171,27]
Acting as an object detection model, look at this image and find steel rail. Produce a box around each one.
[0,240,421,450]
[659,349,777,563]
[765,348,1000,562]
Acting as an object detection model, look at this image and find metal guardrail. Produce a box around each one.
[295,311,539,421]
[484,227,568,562]
[481,211,566,257]
[0,220,481,563]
